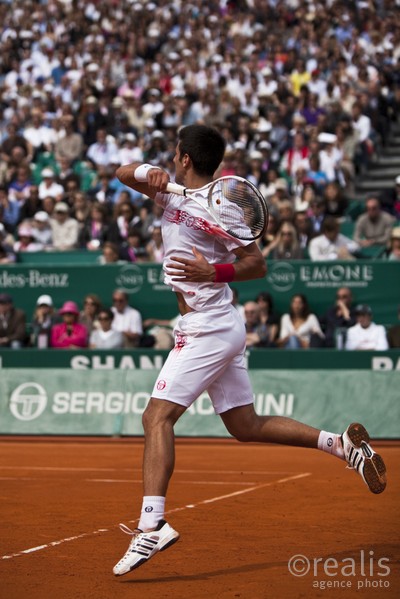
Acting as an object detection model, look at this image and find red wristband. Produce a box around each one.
[214,263,235,283]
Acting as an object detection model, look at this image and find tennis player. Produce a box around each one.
[113,124,387,576]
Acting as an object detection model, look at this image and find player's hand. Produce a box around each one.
[147,168,170,193]
[166,247,215,282]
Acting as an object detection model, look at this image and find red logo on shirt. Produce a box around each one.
[164,209,232,239]
[157,380,166,391]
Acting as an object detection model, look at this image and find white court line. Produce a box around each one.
[0,466,297,475]
[1,472,310,561]
[88,479,257,486]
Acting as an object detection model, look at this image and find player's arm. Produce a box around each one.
[167,242,267,283]
[116,162,170,200]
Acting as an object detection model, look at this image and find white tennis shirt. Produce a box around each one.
[156,190,252,312]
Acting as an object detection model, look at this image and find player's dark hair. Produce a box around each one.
[178,125,226,177]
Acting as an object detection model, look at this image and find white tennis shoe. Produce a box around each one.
[342,422,387,494]
[113,519,180,576]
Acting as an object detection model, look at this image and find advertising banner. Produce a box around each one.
[1,261,399,323]
[1,369,398,438]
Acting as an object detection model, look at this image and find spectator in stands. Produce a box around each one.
[277,293,324,349]
[308,196,327,236]
[353,197,396,249]
[387,306,400,349]
[380,175,400,218]
[50,301,88,349]
[0,293,27,348]
[78,202,109,250]
[0,223,16,263]
[120,227,148,263]
[322,182,348,219]
[86,128,118,168]
[8,165,32,205]
[31,211,53,248]
[345,305,389,351]
[0,185,20,233]
[18,185,41,223]
[89,308,124,350]
[50,201,79,250]
[280,131,309,180]
[319,287,357,348]
[264,222,304,260]
[244,301,275,349]
[294,208,315,250]
[70,191,91,227]
[145,225,164,263]
[1,122,33,165]
[13,223,44,252]
[107,201,141,247]
[79,294,102,336]
[255,292,280,346]
[142,315,179,351]
[98,241,125,265]
[386,227,400,261]
[111,289,143,348]
[38,168,64,201]
[308,216,360,261]
[55,115,83,164]
[30,294,56,349]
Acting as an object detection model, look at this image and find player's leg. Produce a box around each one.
[113,398,185,576]
[141,397,186,499]
[220,404,386,494]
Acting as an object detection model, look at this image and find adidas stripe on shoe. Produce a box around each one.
[342,422,387,494]
[113,519,180,576]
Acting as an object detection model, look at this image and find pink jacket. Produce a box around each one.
[50,322,88,348]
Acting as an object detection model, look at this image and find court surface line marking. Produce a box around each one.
[1,472,310,561]
[0,466,297,475]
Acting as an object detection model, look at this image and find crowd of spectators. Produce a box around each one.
[1,0,400,265]
[0,286,398,351]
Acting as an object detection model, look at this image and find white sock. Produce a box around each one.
[138,496,165,531]
[317,430,344,460]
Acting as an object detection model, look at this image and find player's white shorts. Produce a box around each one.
[151,304,254,414]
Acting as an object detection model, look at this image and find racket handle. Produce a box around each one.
[166,182,186,195]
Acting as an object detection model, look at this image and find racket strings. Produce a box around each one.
[210,179,267,240]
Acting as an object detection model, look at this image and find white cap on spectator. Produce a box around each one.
[249,150,263,160]
[258,141,271,151]
[87,63,99,72]
[41,168,55,178]
[37,294,53,306]
[112,97,124,107]
[395,175,400,185]
[256,120,272,133]
[54,202,69,213]
[261,66,272,76]
[34,211,50,222]
[318,132,337,144]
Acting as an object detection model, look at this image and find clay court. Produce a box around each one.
[1,437,399,599]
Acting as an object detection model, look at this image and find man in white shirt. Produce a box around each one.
[50,201,79,250]
[308,216,360,261]
[111,289,143,348]
[345,304,389,350]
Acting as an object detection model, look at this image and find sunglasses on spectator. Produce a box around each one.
[98,316,111,321]
[113,298,125,303]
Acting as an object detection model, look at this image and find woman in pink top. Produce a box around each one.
[50,301,88,348]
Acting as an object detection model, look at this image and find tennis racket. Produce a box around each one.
[165,175,268,241]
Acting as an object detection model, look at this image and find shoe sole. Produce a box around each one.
[347,423,387,494]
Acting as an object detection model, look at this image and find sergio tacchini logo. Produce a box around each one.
[10,382,48,421]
